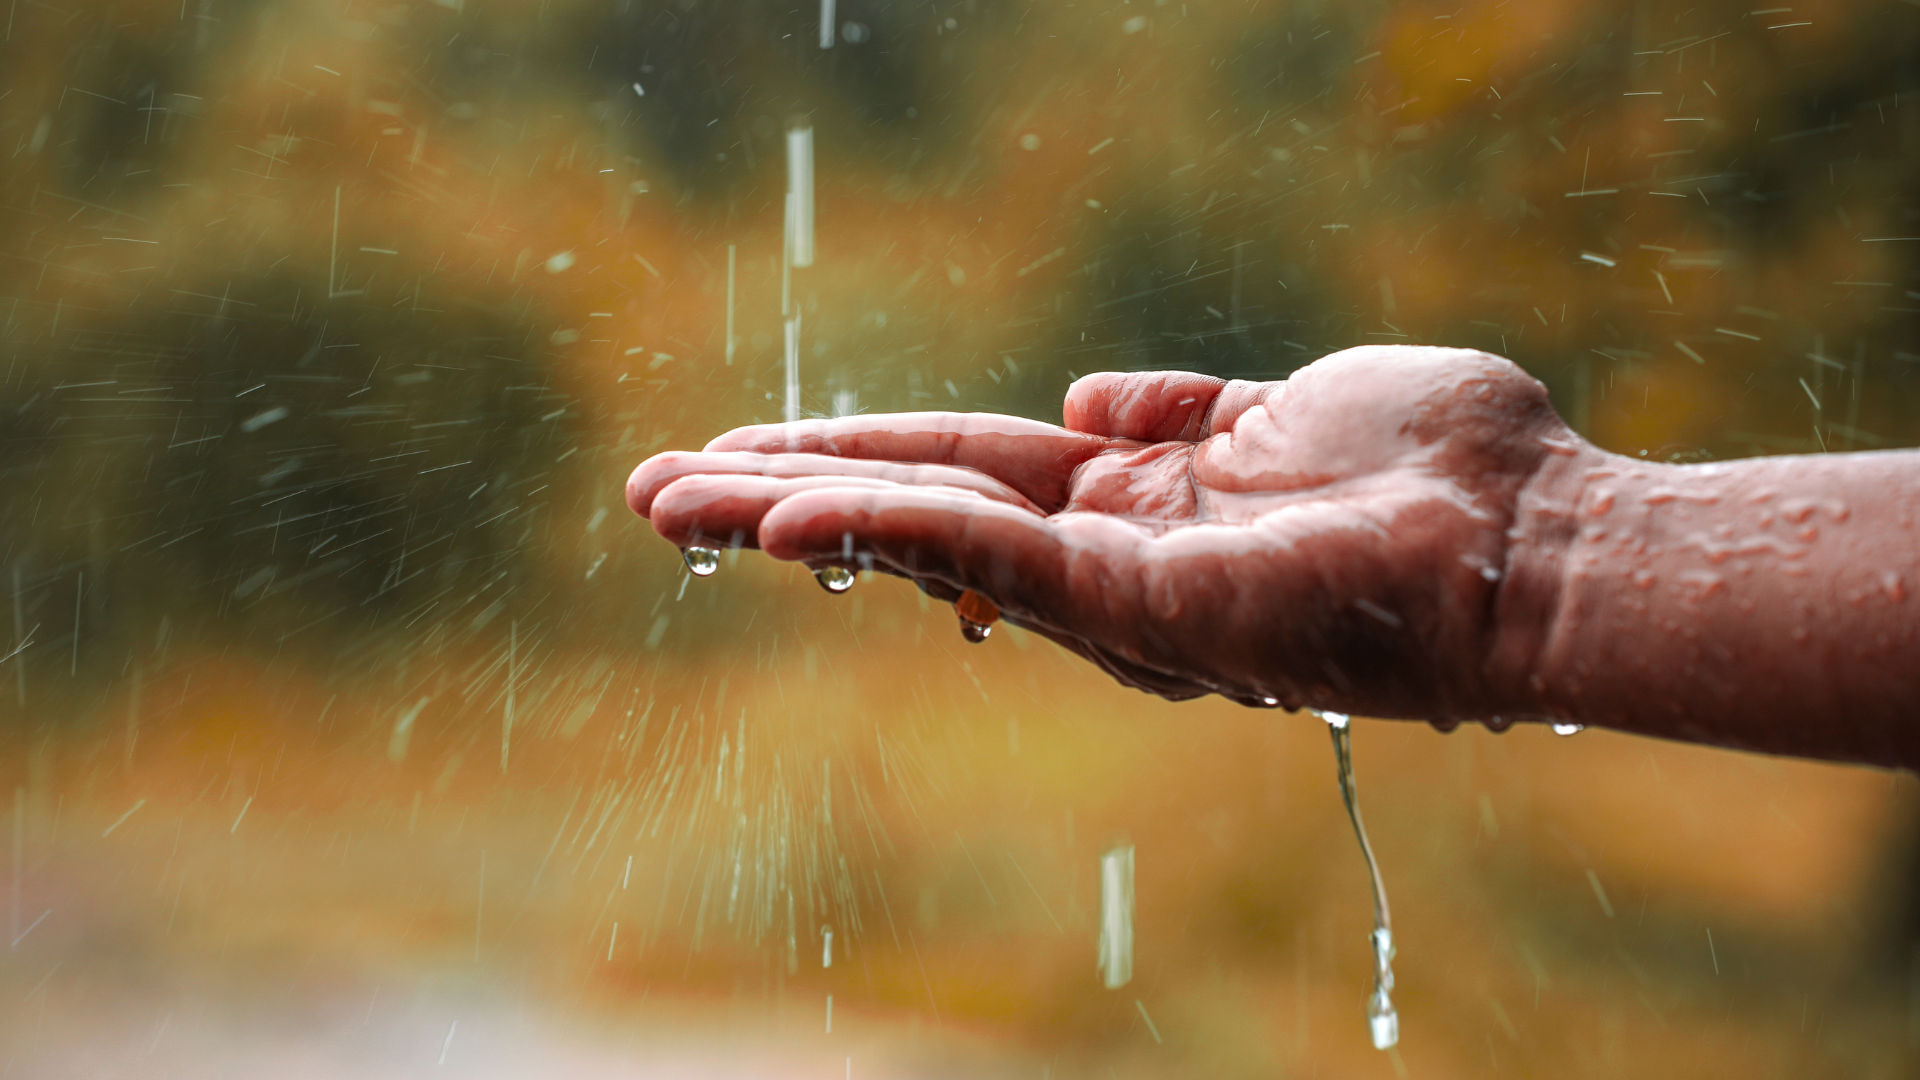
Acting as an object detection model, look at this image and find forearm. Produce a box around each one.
[1510,447,1920,768]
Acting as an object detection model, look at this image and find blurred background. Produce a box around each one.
[3,0,1920,1075]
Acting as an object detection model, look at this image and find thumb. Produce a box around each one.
[1064,371,1284,441]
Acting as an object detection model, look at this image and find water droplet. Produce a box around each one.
[683,547,719,577]
[1552,722,1585,736]
[1261,696,1280,707]
[814,566,855,593]
[954,588,998,642]
[1367,988,1400,1050]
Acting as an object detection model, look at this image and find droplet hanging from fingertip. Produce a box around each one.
[683,547,720,577]
[814,566,855,594]
[954,588,999,643]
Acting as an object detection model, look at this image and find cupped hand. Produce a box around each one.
[625,346,1585,724]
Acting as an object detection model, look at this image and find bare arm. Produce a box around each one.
[629,347,1920,770]
[1504,446,1920,768]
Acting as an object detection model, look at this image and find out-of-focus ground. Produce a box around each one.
[3,0,1920,1076]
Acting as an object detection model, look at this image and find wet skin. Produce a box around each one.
[628,346,1920,770]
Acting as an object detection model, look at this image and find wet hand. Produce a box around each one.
[626,346,1581,723]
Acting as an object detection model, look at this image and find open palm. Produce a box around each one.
[627,346,1580,724]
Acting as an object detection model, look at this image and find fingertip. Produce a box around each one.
[1203,379,1285,438]
[1061,372,1125,431]
[644,474,715,544]
[626,451,697,518]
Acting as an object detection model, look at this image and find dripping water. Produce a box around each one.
[1319,710,1398,1050]
[683,547,720,577]
[955,588,999,643]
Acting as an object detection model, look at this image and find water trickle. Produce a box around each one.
[683,547,720,577]
[954,588,999,644]
[1551,722,1585,736]
[1317,709,1399,1050]
[814,566,855,594]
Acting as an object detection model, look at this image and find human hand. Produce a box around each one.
[626,346,1589,724]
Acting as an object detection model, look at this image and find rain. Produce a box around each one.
[2,0,1919,1077]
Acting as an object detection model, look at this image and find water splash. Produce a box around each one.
[814,566,854,594]
[683,547,720,577]
[1318,710,1399,1050]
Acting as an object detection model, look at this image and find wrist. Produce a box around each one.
[1481,437,1619,725]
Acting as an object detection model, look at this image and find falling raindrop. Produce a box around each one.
[683,547,720,577]
[1098,843,1134,989]
[814,566,855,594]
[1552,723,1585,736]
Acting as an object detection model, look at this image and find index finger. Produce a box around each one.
[702,412,1121,512]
